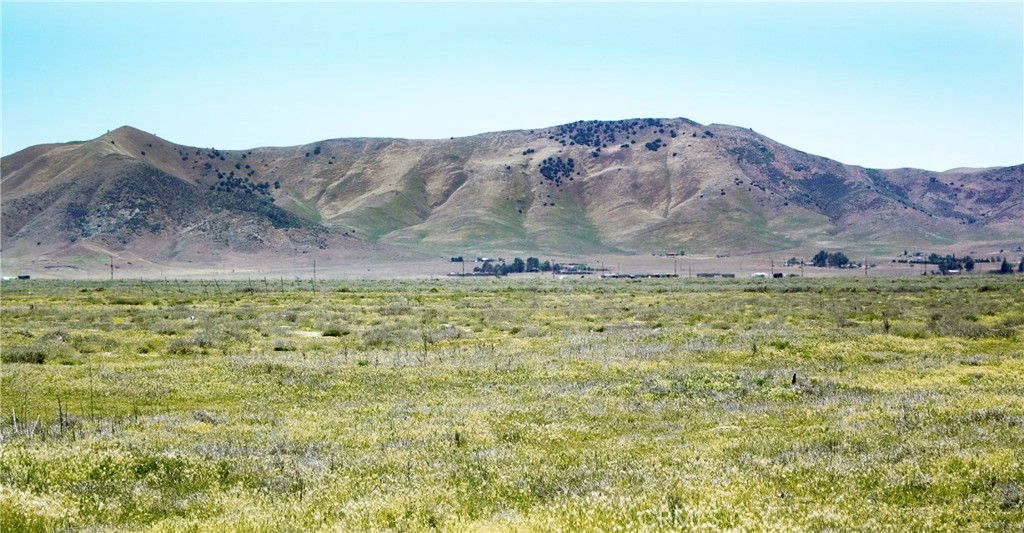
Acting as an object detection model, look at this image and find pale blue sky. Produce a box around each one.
[2,2,1021,171]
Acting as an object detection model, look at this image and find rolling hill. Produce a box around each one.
[2,118,1021,268]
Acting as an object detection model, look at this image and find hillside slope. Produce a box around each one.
[2,120,1021,264]
[0,128,384,266]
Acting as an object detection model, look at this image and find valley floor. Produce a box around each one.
[1,277,1022,531]
[5,244,1021,281]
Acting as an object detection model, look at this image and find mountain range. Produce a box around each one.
[2,118,1021,268]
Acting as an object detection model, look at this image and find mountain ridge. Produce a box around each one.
[3,117,1021,266]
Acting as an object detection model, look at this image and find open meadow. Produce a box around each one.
[1,276,1022,531]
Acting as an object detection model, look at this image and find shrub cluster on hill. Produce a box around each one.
[546,119,669,149]
[210,170,274,204]
[539,156,575,187]
[728,143,776,165]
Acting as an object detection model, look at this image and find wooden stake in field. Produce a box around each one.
[88,353,95,423]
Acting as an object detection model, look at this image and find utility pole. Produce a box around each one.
[109,255,114,281]
[770,257,775,277]
[864,258,868,277]
[312,260,317,293]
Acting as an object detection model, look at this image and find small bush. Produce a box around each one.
[379,301,412,316]
[41,330,71,342]
[929,312,1010,339]
[2,346,47,364]
[192,333,215,349]
[72,333,117,354]
[167,338,195,355]
[322,326,350,337]
[273,340,296,352]
[166,333,216,355]
[2,340,73,364]
[362,323,415,348]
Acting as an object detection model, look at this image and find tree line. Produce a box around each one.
[451,256,586,275]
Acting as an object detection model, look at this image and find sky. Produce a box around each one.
[2,2,1022,171]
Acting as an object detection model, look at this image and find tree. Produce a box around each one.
[511,257,525,273]
[812,250,829,268]
[828,252,850,268]
[964,256,975,272]
[540,260,552,272]
[812,250,850,268]
[1000,259,1014,274]
[1019,256,1024,273]
[526,257,540,271]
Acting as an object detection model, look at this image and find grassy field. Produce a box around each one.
[1,276,1022,531]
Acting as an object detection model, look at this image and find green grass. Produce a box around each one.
[344,189,430,242]
[1,276,1022,531]
[527,189,612,254]
[276,194,323,224]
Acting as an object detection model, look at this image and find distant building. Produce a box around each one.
[696,273,735,278]
[600,273,677,279]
